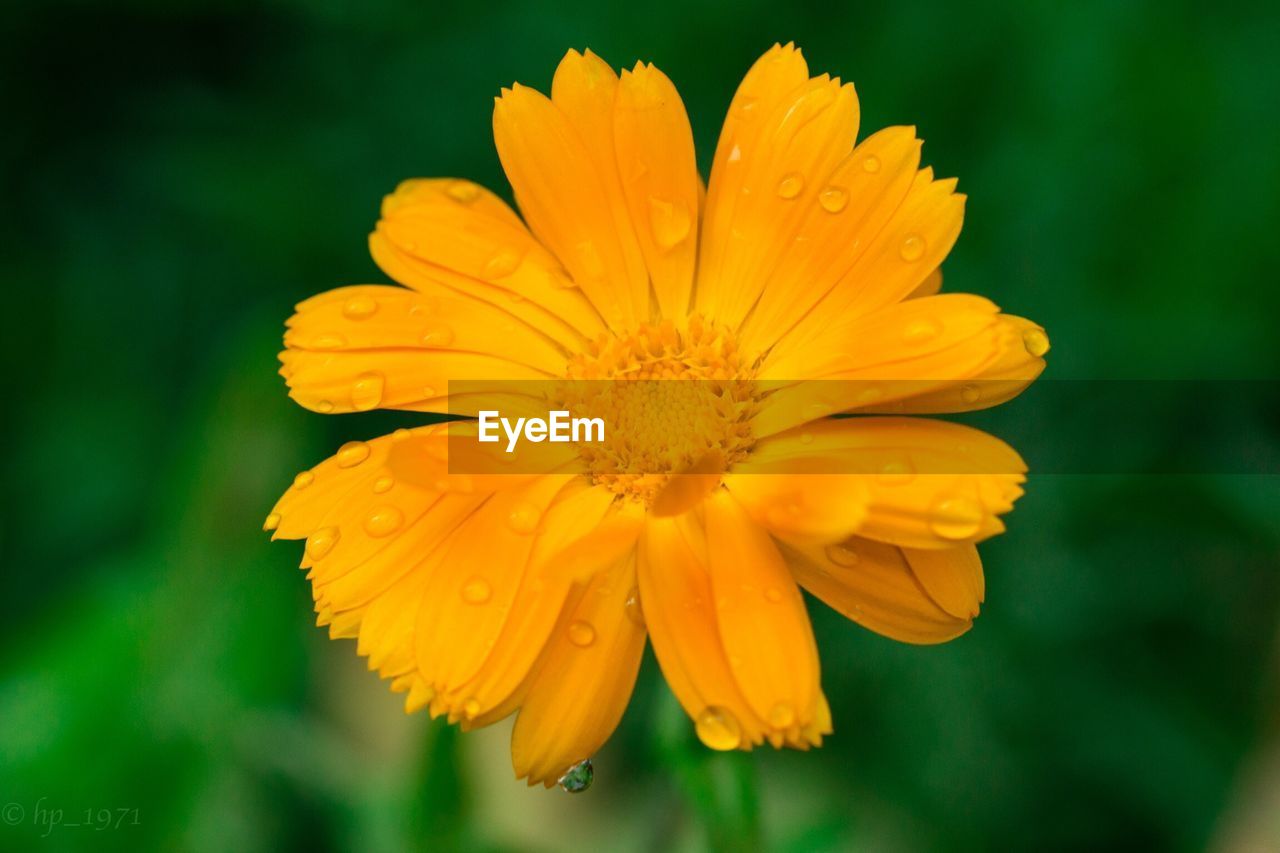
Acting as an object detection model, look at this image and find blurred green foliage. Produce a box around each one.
[3,0,1280,850]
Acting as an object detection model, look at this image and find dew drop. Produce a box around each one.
[306,526,340,560]
[737,96,759,115]
[506,501,541,535]
[568,620,596,647]
[422,385,437,399]
[482,249,522,278]
[342,296,378,321]
[373,475,395,494]
[728,144,743,163]
[293,471,315,489]
[315,400,336,414]
[695,706,743,751]
[336,440,371,468]
[818,186,848,213]
[310,332,347,349]
[960,384,981,404]
[558,759,594,793]
[364,506,403,538]
[420,324,455,347]
[799,432,814,445]
[769,702,796,728]
[902,316,943,345]
[863,154,882,173]
[825,543,860,567]
[929,496,985,540]
[351,372,385,411]
[461,576,492,604]
[263,512,282,532]
[624,587,645,628]
[1022,328,1050,357]
[900,233,927,262]
[392,428,412,442]
[648,197,692,249]
[446,180,480,203]
[764,587,783,603]
[463,698,481,718]
[776,173,805,199]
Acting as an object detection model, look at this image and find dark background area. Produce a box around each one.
[3,0,1279,850]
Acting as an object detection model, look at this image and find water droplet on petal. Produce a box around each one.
[1022,328,1050,357]
[728,144,743,163]
[351,372,385,411]
[342,296,378,320]
[624,587,645,628]
[764,587,783,603]
[446,180,480,203]
[336,440,371,468]
[507,501,541,535]
[737,96,759,115]
[294,471,315,489]
[483,249,522,278]
[315,400,335,413]
[648,197,692,250]
[695,706,743,751]
[777,173,804,199]
[799,432,814,445]
[306,526,340,560]
[373,475,395,494]
[769,702,796,728]
[263,512,282,531]
[421,324,455,347]
[461,576,492,604]
[557,759,594,793]
[568,620,596,647]
[422,385,437,399]
[463,698,481,718]
[902,316,943,345]
[929,496,985,540]
[960,384,981,404]
[392,428,412,442]
[900,233,927,262]
[310,332,347,349]
[863,154,882,173]
[364,506,403,538]
[825,543,860,567]
[819,186,848,213]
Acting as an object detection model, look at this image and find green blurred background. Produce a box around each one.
[4,0,1280,850]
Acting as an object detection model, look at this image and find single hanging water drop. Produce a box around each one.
[558,759,594,793]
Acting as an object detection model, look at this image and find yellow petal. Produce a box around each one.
[737,418,1027,550]
[902,544,984,619]
[697,66,859,330]
[614,61,700,320]
[437,482,635,726]
[412,475,577,720]
[737,125,921,356]
[511,554,646,786]
[494,73,646,330]
[638,506,823,750]
[369,179,604,349]
[767,167,965,358]
[702,490,822,746]
[907,267,943,299]
[752,294,1046,432]
[721,473,869,545]
[697,43,810,326]
[778,536,973,644]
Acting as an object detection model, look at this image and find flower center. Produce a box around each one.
[558,316,760,505]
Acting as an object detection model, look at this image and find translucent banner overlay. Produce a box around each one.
[431,380,1280,476]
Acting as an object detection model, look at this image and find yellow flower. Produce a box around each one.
[267,44,1047,787]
